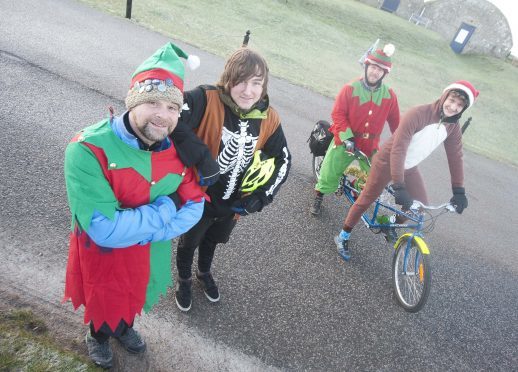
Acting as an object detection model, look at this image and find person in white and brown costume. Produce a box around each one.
[335,80,480,261]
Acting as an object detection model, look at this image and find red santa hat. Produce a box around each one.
[443,80,480,108]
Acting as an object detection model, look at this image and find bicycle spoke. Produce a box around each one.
[409,275,420,304]
[405,273,416,305]
[393,239,430,312]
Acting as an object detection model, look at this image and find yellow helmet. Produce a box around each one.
[241,151,276,193]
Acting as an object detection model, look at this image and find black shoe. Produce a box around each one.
[116,327,146,354]
[196,271,220,302]
[175,277,192,312]
[381,227,398,243]
[85,331,113,369]
[310,194,324,215]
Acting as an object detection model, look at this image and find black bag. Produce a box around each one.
[307,120,333,156]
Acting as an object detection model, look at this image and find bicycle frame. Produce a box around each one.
[328,148,457,312]
[341,153,456,259]
[341,178,426,234]
[311,122,467,312]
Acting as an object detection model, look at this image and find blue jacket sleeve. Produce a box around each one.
[87,196,204,248]
[148,199,204,242]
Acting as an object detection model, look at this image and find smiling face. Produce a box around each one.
[365,63,387,86]
[230,75,265,110]
[217,48,269,110]
[442,91,468,118]
[129,100,180,145]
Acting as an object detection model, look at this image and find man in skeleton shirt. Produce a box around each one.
[174,47,291,311]
[335,81,479,262]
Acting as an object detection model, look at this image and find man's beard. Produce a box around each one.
[366,74,383,87]
[364,67,385,88]
[141,121,171,143]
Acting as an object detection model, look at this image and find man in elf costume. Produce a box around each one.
[310,44,400,216]
[174,47,291,312]
[63,42,210,369]
[335,81,479,261]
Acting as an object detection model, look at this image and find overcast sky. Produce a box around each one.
[486,0,518,55]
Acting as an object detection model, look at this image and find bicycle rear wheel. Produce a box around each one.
[312,154,325,180]
[392,237,431,312]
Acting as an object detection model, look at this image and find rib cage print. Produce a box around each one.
[218,120,258,199]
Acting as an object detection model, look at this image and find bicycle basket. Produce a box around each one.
[307,120,333,156]
[345,166,368,193]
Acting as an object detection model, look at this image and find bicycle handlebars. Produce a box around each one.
[410,200,456,212]
[346,151,456,213]
[347,148,371,167]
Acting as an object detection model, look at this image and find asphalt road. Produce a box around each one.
[1,0,517,370]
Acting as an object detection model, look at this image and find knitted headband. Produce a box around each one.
[125,42,200,110]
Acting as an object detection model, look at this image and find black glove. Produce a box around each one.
[450,187,468,214]
[231,194,265,216]
[392,183,413,209]
[168,192,182,210]
[342,139,355,152]
[171,122,220,186]
[197,161,220,186]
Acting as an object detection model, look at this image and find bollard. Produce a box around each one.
[242,30,250,47]
[126,0,132,19]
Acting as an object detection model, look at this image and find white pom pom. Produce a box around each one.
[187,55,200,70]
[383,44,395,57]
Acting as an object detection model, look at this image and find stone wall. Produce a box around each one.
[358,0,513,58]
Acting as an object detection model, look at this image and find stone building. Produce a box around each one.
[358,0,513,58]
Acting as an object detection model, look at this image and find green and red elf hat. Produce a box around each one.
[125,42,200,111]
[365,44,395,73]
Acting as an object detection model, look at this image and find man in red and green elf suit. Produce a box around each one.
[63,43,213,369]
[310,44,400,215]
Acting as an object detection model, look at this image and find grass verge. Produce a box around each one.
[77,0,518,166]
[0,308,99,371]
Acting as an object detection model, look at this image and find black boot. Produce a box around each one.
[310,192,324,215]
[196,270,220,302]
[175,277,192,312]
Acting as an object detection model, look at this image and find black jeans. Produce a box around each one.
[176,213,237,279]
[90,319,132,343]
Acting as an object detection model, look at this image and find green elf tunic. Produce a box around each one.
[63,118,205,332]
[316,79,400,194]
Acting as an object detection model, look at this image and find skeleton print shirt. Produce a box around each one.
[179,85,291,216]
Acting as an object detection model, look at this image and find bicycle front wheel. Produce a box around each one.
[392,237,431,312]
[312,154,325,181]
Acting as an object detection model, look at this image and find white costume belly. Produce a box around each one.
[405,123,447,169]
